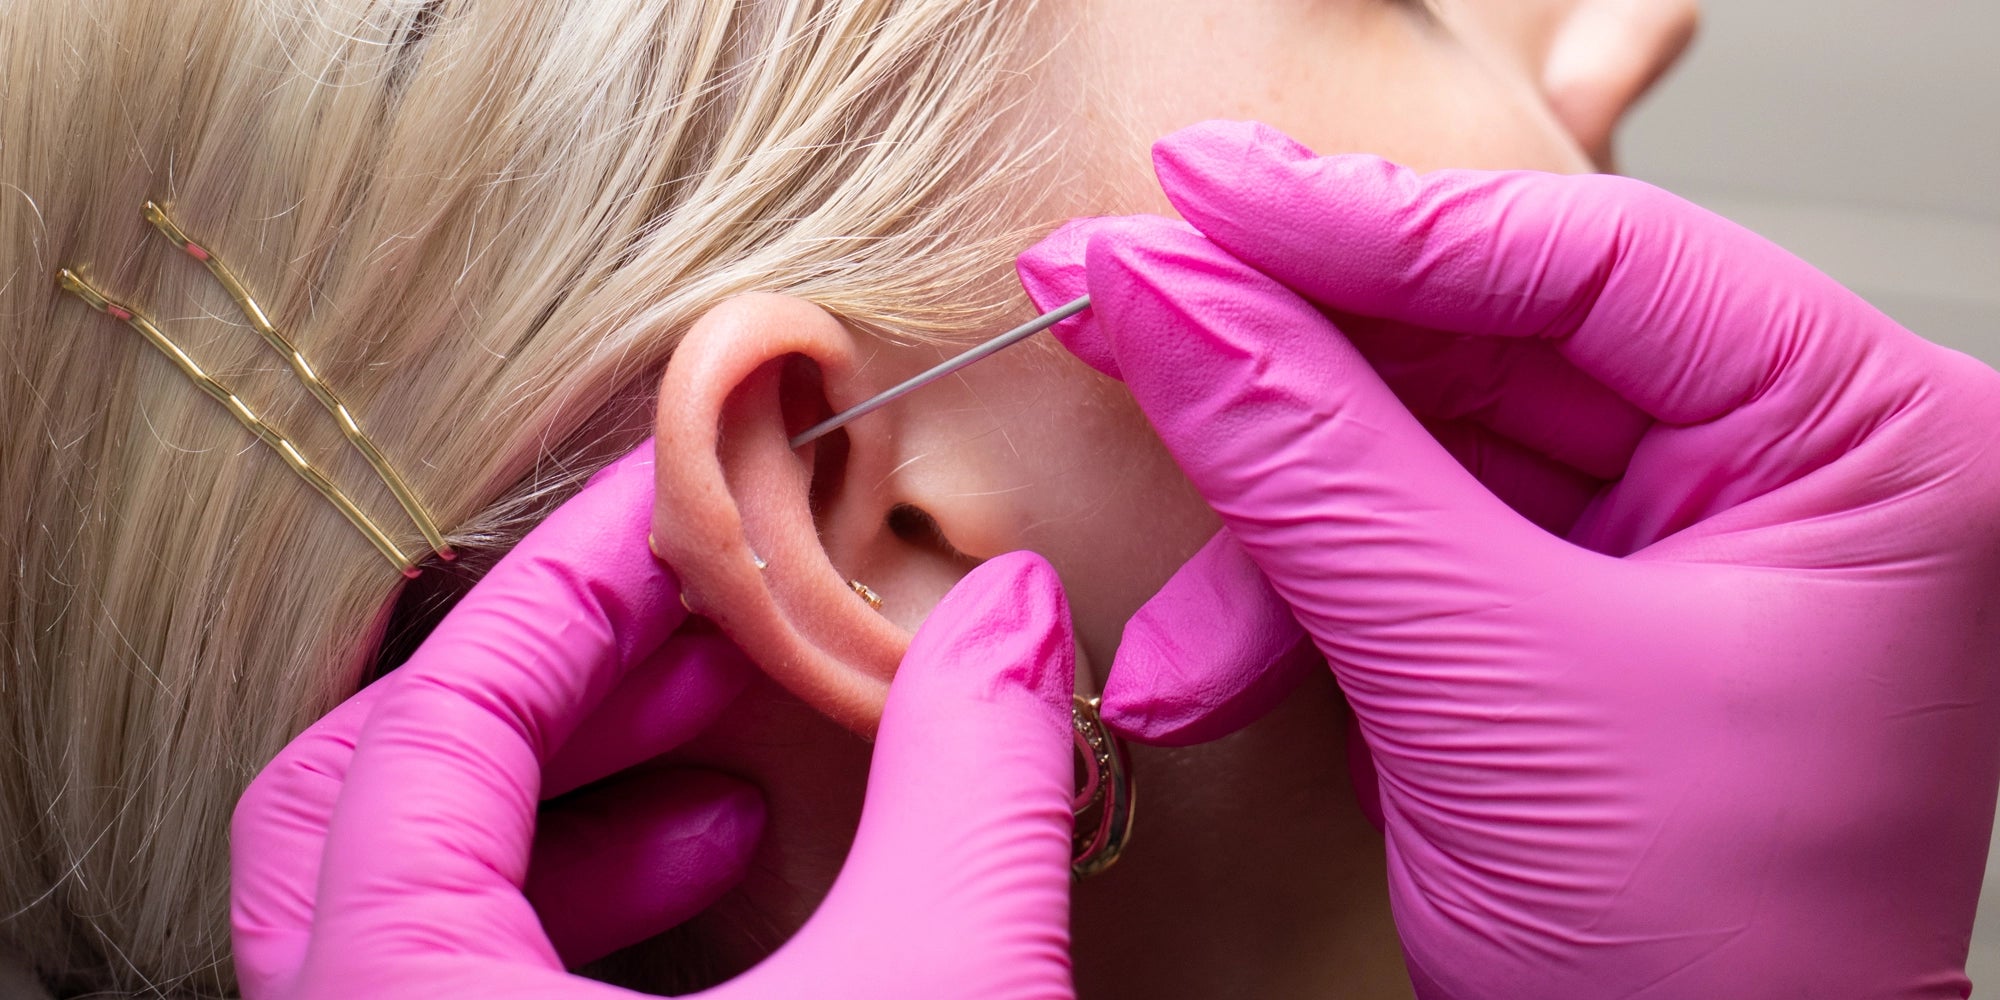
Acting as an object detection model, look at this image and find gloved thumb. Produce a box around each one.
[1095,528,1317,745]
[703,552,1076,1000]
[1018,217,1574,715]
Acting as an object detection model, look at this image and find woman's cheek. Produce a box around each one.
[886,349,1220,673]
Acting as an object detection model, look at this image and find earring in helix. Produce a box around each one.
[848,579,884,611]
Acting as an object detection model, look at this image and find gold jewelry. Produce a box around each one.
[56,267,427,577]
[847,579,884,611]
[1069,694,1135,878]
[142,202,454,563]
[56,202,455,576]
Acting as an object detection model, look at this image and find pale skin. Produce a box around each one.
[640,1,1699,996]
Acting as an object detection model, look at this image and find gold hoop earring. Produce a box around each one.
[1069,694,1134,878]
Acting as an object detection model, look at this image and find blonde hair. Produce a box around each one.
[0,0,1063,994]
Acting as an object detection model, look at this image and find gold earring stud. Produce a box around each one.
[847,579,884,611]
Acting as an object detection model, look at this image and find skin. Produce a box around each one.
[631,1,1700,996]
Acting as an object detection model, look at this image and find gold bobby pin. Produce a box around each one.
[57,267,424,577]
[141,201,454,563]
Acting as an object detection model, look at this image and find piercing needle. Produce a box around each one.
[787,294,1092,449]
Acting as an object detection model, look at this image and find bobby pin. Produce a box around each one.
[57,268,425,577]
[142,201,454,562]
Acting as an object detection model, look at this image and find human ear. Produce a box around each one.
[651,293,962,739]
[1540,0,1700,168]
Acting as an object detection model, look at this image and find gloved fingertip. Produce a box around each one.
[910,551,1075,706]
[541,631,754,798]
[1095,630,1205,743]
[1023,214,1213,384]
[618,769,768,872]
[1153,121,1419,279]
[1018,216,1121,379]
[1083,212,1219,272]
[590,438,657,486]
[1102,631,1318,746]
[1152,119,1316,193]
[1096,639,1225,744]
[1096,530,1315,745]
[531,769,766,967]
[1082,216,1255,342]
[681,770,769,866]
[1016,217,1091,306]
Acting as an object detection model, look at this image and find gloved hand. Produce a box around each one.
[231,442,1081,999]
[1018,119,2000,999]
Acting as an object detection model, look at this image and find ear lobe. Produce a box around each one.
[652,293,910,737]
[1541,0,1700,168]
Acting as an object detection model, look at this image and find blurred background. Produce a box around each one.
[1622,1,1997,359]
[1618,0,2000,982]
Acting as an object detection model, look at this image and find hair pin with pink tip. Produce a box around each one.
[54,202,457,576]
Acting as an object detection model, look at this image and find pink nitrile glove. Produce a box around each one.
[232,441,1080,999]
[1018,119,2000,998]
[231,444,762,996]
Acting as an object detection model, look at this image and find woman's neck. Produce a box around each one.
[1072,667,1414,999]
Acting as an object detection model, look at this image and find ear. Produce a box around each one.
[651,293,963,739]
[1540,0,1700,168]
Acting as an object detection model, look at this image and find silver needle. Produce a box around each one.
[788,294,1092,449]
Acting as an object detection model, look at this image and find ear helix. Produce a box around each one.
[652,293,909,733]
[655,534,880,619]
[650,514,1135,878]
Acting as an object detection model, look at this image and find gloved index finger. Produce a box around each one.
[231,683,382,998]
[1153,119,1890,427]
[304,442,687,970]
[540,631,752,798]
[1099,528,1315,746]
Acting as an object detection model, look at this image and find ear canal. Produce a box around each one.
[790,358,850,547]
[652,293,911,737]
